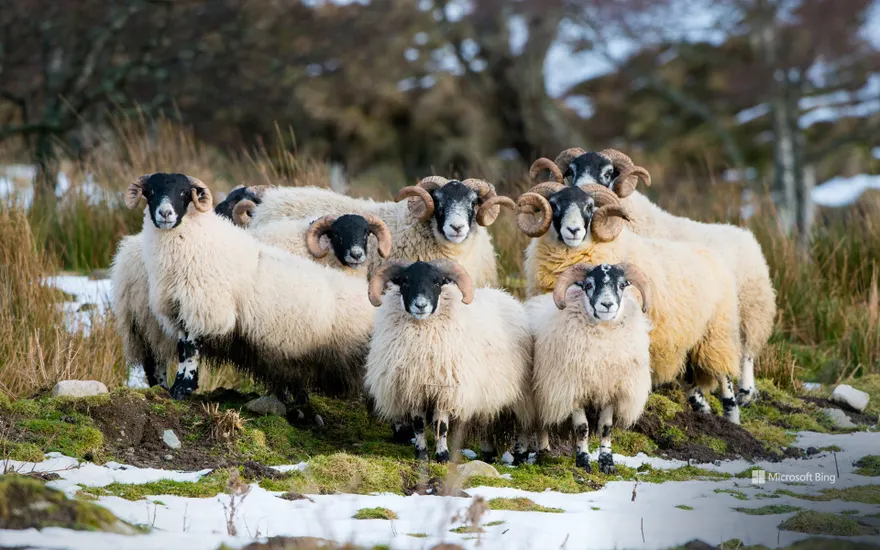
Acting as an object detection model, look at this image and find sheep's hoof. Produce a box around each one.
[415,448,428,461]
[736,387,758,407]
[512,450,529,466]
[535,449,553,465]
[481,449,498,463]
[391,423,415,444]
[169,381,195,400]
[722,401,741,425]
[575,452,592,472]
[598,453,615,474]
[434,450,450,463]
[687,396,711,415]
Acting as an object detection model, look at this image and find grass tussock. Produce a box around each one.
[352,507,397,520]
[778,510,877,537]
[486,497,563,513]
[0,208,125,399]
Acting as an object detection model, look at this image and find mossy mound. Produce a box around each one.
[0,475,139,534]
[779,510,877,536]
[487,497,563,513]
[352,507,397,520]
[734,504,801,515]
[854,455,880,477]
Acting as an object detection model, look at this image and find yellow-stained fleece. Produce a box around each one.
[365,285,534,428]
[526,290,652,428]
[250,186,500,287]
[524,227,740,387]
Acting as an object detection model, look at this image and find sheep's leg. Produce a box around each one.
[434,410,450,463]
[480,438,497,463]
[736,356,759,406]
[142,350,167,389]
[571,409,591,472]
[720,375,741,425]
[597,406,615,474]
[681,363,711,414]
[512,430,530,466]
[170,330,199,400]
[411,410,428,461]
[535,429,551,463]
[391,421,415,444]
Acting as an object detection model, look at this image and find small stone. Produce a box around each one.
[245,395,287,417]
[822,408,856,429]
[460,449,477,460]
[163,429,181,450]
[830,385,870,413]
[164,454,173,461]
[314,414,325,427]
[51,380,108,398]
[456,460,500,479]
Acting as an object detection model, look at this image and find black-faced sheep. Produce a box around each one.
[527,263,652,473]
[364,259,534,462]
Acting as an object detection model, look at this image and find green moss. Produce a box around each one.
[742,419,795,451]
[0,475,139,533]
[636,464,731,483]
[841,510,860,515]
[849,375,880,416]
[644,393,683,420]
[612,429,659,456]
[777,485,880,505]
[487,497,563,513]
[675,505,694,510]
[85,470,230,501]
[591,506,600,511]
[352,507,397,520]
[450,525,482,533]
[854,455,880,477]
[818,445,842,452]
[779,510,876,536]
[780,412,826,432]
[407,533,428,538]
[286,453,444,495]
[734,505,801,515]
[695,435,728,455]
[484,521,505,526]
[735,466,762,479]
[714,488,749,501]
[7,442,44,462]
[18,419,104,459]
[658,425,687,445]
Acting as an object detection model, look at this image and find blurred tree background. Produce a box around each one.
[1,0,878,240]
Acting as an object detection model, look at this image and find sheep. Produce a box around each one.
[531,149,776,406]
[239,178,515,288]
[517,182,742,424]
[527,262,652,473]
[364,258,534,463]
[213,184,273,221]
[122,172,376,402]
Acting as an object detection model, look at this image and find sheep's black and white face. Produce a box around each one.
[565,152,616,189]
[391,262,449,320]
[329,214,371,267]
[549,187,596,247]
[141,173,197,230]
[580,264,630,322]
[430,181,479,244]
[214,187,261,220]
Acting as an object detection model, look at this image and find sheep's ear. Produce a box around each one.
[125,175,151,209]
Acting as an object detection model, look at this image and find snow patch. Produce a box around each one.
[811,173,880,207]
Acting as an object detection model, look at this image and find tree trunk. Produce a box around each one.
[33,132,59,207]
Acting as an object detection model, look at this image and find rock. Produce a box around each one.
[314,414,325,427]
[245,395,287,417]
[830,385,870,413]
[456,460,500,479]
[460,449,477,460]
[822,408,856,429]
[51,380,108,398]
[163,429,181,450]
[164,454,173,462]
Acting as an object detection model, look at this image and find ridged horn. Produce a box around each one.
[364,214,392,258]
[554,147,587,174]
[232,199,257,227]
[305,214,337,258]
[430,259,475,305]
[368,260,411,307]
[552,263,595,310]
[598,149,652,198]
[619,262,651,313]
[529,158,563,184]
[125,174,151,209]
[516,192,553,237]
[187,176,213,212]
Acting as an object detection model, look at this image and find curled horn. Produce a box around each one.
[430,259,475,305]
[232,199,257,227]
[554,147,587,175]
[516,192,553,237]
[598,149,652,198]
[619,262,651,313]
[368,259,411,307]
[552,263,595,310]
[580,183,622,208]
[305,215,337,258]
[364,214,392,258]
[478,195,516,226]
[591,204,631,242]
[125,174,151,209]
[395,176,447,221]
[187,176,213,212]
[529,158,563,184]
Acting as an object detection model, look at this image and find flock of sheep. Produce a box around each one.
[110,147,776,473]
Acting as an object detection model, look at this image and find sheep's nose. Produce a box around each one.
[601,301,614,310]
[349,249,364,260]
[566,226,582,235]
[157,206,174,219]
[450,222,466,233]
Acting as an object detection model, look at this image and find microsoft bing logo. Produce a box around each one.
[751,469,766,485]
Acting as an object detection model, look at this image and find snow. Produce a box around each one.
[811,173,880,207]
[735,104,770,125]
[799,74,880,129]
[3,432,879,550]
[44,274,113,333]
[0,165,110,208]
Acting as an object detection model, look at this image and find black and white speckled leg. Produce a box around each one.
[512,429,530,466]
[737,356,759,406]
[434,410,450,463]
[170,330,199,400]
[720,375,741,424]
[597,406,615,474]
[572,409,591,472]
[480,438,497,463]
[681,365,711,414]
[412,411,428,461]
